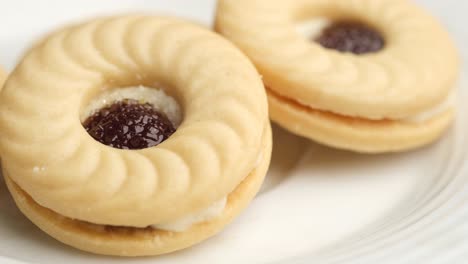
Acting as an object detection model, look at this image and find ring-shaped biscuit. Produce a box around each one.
[216,0,459,119]
[0,15,271,255]
[216,0,459,152]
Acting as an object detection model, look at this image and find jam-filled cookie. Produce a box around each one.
[216,0,459,153]
[0,15,271,256]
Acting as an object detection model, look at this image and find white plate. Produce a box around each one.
[1,1,467,263]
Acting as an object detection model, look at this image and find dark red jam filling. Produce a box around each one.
[83,100,176,150]
[315,21,384,54]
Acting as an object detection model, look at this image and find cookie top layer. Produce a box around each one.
[0,15,268,227]
[216,0,459,119]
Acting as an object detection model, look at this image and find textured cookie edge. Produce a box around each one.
[268,90,454,153]
[3,123,272,256]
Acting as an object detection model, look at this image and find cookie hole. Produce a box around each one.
[81,86,182,150]
[296,18,385,55]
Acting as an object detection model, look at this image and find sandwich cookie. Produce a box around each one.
[0,15,271,256]
[216,0,459,153]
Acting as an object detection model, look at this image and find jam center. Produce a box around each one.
[83,99,176,150]
[315,21,384,54]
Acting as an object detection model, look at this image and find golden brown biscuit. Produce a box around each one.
[0,15,271,255]
[4,124,271,256]
[216,0,459,153]
[268,90,454,152]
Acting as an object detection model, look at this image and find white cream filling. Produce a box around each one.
[295,18,331,40]
[81,85,183,127]
[403,91,456,123]
[152,197,228,232]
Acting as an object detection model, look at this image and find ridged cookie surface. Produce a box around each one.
[216,0,459,120]
[0,15,268,227]
[4,123,272,256]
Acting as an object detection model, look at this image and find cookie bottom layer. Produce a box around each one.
[4,124,272,257]
[268,89,454,153]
